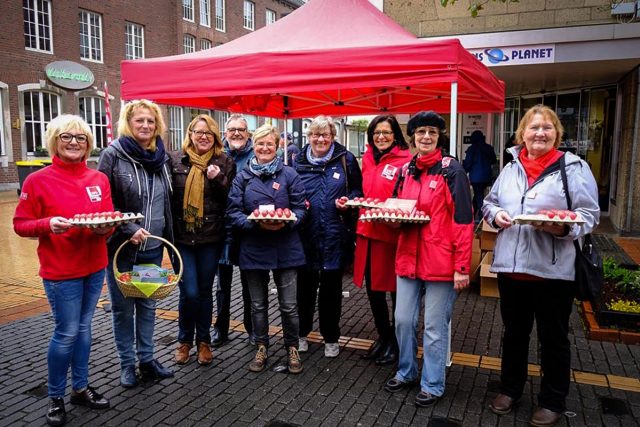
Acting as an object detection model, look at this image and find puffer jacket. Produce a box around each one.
[97,139,174,259]
[169,151,236,245]
[482,147,600,281]
[294,142,363,270]
[226,160,307,270]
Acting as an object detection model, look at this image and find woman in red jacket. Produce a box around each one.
[14,115,114,426]
[383,111,473,408]
[352,115,412,365]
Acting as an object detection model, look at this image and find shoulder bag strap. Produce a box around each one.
[558,154,572,210]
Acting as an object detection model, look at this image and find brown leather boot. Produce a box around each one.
[197,342,213,365]
[529,407,562,426]
[489,393,516,415]
[174,343,191,365]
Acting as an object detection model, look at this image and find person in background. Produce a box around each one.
[213,114,255,347]
[503,133,516,165]
[352,114,412,366]
[463,130,496,224]
[226,124,307,373]
[14,115,112,426]
[98,99,174,388]
[483,105,599,427]
[294,115,363,358]
[278,131,301,165]
[170,114,235,365]
[384,111,473,408]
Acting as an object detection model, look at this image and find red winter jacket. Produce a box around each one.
[13,156,114,280]
[395,152,474,282]
[353,146,413,291]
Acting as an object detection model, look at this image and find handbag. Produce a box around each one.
[559,156,603,302]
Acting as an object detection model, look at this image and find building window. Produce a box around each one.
[243,1,255,31]
[183,34,195,53]
[215,0,225,32]
[0,84,6,156]
[214,110,229,128]
[23,0,52,53]
[168,106,184,152]
[23,91,60,153]
[183,0,194,21]
[266,9,276,25]
[79,96,107,150]
[200,0,211,27]
[125,22,144,60]
[79,10,103,62]
[200,39,212,50]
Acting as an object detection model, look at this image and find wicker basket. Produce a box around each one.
[113,235,182,300]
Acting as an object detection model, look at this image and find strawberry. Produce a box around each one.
[567,211,577,220]
[557,211,566,219]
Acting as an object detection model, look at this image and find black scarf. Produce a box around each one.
[371,142,396,165]
[119,135,167,174]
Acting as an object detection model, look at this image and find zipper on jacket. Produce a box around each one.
[551,237,558,265]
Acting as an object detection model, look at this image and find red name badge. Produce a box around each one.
[272,182,280,190]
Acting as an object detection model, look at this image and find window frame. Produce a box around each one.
[200,39,212,51]
[200,0,211,27]
[125,22,145,60]
[243,0,255,31]
[78,95,108,150]
[0,83,8,157]
[79,10,103,63]
[183,0,194,22]
[266,9,276,26]
[215,0,225,32]
[23,0,53,53]
[22,89,61,154]
[168,106,185,152]
[183,34,195,53]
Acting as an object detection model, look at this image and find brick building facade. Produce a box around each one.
[0,0,302,190]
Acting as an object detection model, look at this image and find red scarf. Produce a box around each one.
[415,149,443,171]
[519,146,563,186]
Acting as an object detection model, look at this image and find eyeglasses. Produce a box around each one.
[414,128,439,138]
[310,133,332,140]
[255,141,277,148]
[226,127,247,133]
[191,130,215,138]
[58,133,88,144]
[528,125,555,133]
[373,131,394,138]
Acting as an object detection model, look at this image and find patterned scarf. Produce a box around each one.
[249,156,280,177]
[306,143,335,166]
[183,145,215,232]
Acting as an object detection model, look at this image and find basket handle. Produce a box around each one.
[113,235,183,282]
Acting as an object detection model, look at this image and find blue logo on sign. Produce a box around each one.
[484,48,509,64]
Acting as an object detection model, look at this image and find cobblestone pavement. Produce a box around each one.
[1,191,639,426]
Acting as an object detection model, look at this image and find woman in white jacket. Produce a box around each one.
[482,105,599,427]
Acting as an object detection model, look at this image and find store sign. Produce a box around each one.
[45,61,95,90]
[469,44,555,67]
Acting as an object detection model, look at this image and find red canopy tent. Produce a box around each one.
[120,0,504,152]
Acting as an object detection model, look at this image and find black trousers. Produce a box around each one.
[497,274,576,413]
[214,264,252,337]
[471,182,488,221]
[297,268,343,343]
[364,251,396,341]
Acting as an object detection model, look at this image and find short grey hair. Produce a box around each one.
[307,115,336,137]
[225,114,248,130]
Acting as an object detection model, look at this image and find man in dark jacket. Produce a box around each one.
[463,130,496,223]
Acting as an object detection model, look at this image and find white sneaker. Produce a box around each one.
[298,337,308,353]
[324,343,340,358]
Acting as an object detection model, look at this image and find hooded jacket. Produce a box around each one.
[482,146,600,281]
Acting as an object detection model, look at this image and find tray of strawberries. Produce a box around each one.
[69,211,144,228]
[344,197,384,209]
[359,208,430,224]
[248,208,297,223]
[512,209,584,226]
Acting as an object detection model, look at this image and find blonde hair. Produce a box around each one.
[307,115,336,138]
[252,124,280,147]
[117,99,166,151]
[45,114,94,162]
[515,104,564,148]
[182,114,223,157]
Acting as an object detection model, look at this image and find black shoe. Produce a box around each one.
[139,359,174,382]
[46,398,66,426]
[375,341,398,366]
[415,391,440,407]
[70,386,110,409]
[120,365,138,388]
[361,339,385,360]
[248,334,256,346]
[384,378,413,393]
[212,328,229,348]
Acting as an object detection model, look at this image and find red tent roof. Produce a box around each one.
[120,0,504,118]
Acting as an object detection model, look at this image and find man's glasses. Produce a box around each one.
[373,131,394,138]
[226,127,247,133]
[191,130,215,138]
[310,133,332,140]
[59,133,88,144]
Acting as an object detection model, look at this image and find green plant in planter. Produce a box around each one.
[607,300,640,314]
[33,146,49,157]
[90,148,103,157]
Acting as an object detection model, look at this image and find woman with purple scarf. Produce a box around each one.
[98,100,175,389]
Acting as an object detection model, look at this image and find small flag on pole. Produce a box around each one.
[104,81,113,145]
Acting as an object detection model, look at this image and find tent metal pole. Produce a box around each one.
[283,96,289,165]
[449,81,458,156]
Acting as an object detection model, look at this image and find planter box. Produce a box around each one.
[596,308,640,331]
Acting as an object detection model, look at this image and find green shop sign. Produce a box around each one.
[45,61,95,90]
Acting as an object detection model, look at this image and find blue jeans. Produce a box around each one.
[106,246,163,369]
[43,269,105,398]
[394,276,457,397]
[177,243,223,345]
[245,269,299,348]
